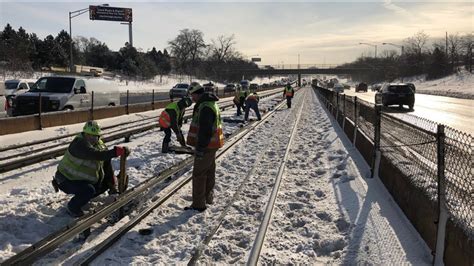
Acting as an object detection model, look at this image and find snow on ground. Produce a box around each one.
[0,87,433,264]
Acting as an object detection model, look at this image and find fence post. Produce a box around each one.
[90,91,94,121]
[370,104,381,178]
[126,90,129,115]
[38,92,42,130]
[434,124,447,265]
[342,94,346,130]
[152,89,155,110]
[353,96,358,144]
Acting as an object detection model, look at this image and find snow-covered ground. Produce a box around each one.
[0,88,432,264]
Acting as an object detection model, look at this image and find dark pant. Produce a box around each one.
[163,128,172,144]
[56,172,110,212]
[286,96,292,108]
[191,149,217,209]
[244,100,261,121]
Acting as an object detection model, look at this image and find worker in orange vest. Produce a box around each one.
[159,97,193,153]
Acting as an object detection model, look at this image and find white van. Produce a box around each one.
[12,76,119,116]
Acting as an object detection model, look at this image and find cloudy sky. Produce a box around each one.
[0,0,472,65]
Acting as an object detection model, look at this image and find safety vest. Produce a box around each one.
[186,101,224,149]
[285,86,294,97]
[246,93,259,102]
[239,90,247,98]
[159,102,183,128]
[58,134,106,184]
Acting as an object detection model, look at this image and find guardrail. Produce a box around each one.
[315,85,473,266]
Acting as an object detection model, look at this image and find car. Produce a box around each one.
[4,79,36,116]
[375,83,415,110]
[370,83,382,91]
[249,83,259,92]
[355,82,368,92]
[224,83,236,93]
[203,82,217,93]
[333,84,344,93]
[240,80,250,88]
[169,83,189,99]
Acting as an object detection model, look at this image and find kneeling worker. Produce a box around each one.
[53,120,130,217]
[159,97,193,153]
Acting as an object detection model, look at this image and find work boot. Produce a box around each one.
[184,205,206,212]
[51,179,59,193]
[162,142,169,153]
[67,204,85,218]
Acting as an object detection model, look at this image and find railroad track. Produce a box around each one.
[2,88,296,265]
[0,89,283,174]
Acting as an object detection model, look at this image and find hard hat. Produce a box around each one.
[179,97,193,107]
[189,82,204,94]
[83,120,101,136]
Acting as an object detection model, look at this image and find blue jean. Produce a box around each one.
[56,172,108,212]
[244,100,261,121]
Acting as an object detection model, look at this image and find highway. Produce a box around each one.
[343,88,474,136]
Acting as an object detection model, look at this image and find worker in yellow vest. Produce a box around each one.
[283,82,295,108]
[185,83,224,212]
[53,121,130,217]
[158,97,193,153]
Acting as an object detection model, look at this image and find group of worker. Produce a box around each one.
[53,81,294,217]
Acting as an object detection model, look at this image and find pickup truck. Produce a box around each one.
[12,76,120,116]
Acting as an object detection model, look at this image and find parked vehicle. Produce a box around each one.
[240,80,250,88]
[4,79,36,116]
[355,82,368,92]
[375,83,415,110]
[0,83,6,116]
[224,83,236,93]
[169,83,190,99]
[333,84,344,93]
[12,76,120,116]
[203,82,217,93]
[249,83,259,92]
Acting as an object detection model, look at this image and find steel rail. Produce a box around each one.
[2,89,289,265]
[0,90,282,174]
[247,88,307,265]
[76,92,290,265]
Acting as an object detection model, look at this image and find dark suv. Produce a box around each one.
[375,83,415,110]
[355,82,368,92]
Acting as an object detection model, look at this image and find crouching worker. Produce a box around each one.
[159,97,193,153]
[53,120,131,217]
[244,92,261,121]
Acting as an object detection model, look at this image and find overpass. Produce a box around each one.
[221,66,374,86]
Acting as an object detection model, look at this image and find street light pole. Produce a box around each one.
[69,4,108,72]
[359,42,377,58]
[382,42,404,55]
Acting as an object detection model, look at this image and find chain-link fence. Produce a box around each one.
[315,86,473,239]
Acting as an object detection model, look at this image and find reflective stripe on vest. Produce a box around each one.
[285,87,294,97]
[58,135,105,184]
[186,101,224,149]
[159,102,183,128]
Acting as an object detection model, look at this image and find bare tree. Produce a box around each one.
[210,34,237,62]
[461,33,473,72]
[404,30,429,55]
[168,29,206,73]
[447,33,462,70]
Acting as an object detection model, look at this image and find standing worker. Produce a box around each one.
[158,97,193,153]
[185,83,224,212]
[52,121,130,217]
[244,91,261,122]
[234,86,248,116]
[283,82,295,108]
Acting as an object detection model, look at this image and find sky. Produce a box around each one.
[0,0,472,65]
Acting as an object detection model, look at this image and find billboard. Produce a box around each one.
[89,5,133,22]
[251,57,261,62]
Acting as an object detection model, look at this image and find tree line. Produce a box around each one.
[0,24,258,82]
[341,31,473,83]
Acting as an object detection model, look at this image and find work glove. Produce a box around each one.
[114,146,131,157]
